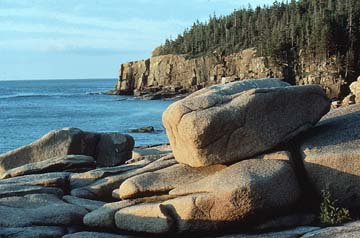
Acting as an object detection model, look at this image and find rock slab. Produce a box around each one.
[0,154,95,179]
[300,104,360,208]
[0,194,88,227]
[0,128,135,175]
[163,78,330,167]
[115,158,301,233]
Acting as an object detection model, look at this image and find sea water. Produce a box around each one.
[0,79,172,154]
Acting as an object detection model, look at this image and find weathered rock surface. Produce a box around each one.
[0,155,95,179]
[84,195,177,229]
[71,155,177,200]
[0,172,69,188]
[0,226,67,238]
[115,201,170,234]
[0,194,88,227]
[84,200,137,229]
[115,158,301,234]
[300,221,360,238]
[0,184,64,198]
[261,150,292,161]
[62,195,106,211]
[0,128,98,175]
[69,158,155,189]
[129,144,172,163]
[253,213,316,231]
[63,231,139,238]
[0,172,70,198]
[218,226,320,238]
[300,104,360,208]
[163,78,330,167]
[119,163,226,199]
[0,128,134,175]
[96,133,134,167]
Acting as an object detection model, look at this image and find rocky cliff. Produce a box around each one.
[112,48,346,100]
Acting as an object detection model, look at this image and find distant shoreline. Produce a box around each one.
[0,78,117,82]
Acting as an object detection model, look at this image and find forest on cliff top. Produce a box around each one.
[156,0,360,79]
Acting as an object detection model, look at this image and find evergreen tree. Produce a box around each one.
[155,0,360,78]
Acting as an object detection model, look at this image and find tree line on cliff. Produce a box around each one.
[155,0,360,79]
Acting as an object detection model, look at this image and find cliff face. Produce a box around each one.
[115,48,345,99]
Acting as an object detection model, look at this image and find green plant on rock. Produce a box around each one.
[319,190,351,226]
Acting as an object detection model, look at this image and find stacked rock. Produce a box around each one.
[102,78,330,234]
[4,78,360,237]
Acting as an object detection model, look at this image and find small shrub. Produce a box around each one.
[319,190,351,225]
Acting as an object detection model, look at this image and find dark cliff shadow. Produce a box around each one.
[282,64,296,86]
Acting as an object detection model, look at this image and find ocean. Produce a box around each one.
[0,79,173,154]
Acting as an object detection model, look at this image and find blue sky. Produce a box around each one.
[0,0,275,80]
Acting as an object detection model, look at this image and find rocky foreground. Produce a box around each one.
[1,78,360,237]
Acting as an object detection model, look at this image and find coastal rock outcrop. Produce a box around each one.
[0,155,95,179]
[113,48,344,100]
[118,163,226,199]
[0,128,134,175]
[0,172,69,198]
[114,158,300,233]
[70,155,177,200]
[0,194,87,227]
[3,77,360,237]
[300,103,360,208]
[163,78,330,167]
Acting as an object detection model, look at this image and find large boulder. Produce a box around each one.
[0,128,134,175]
[300,104,360,208]
[163,78,330,167]
[0,128,97,174]
[115,158,301,234]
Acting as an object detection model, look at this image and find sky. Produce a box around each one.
[0,0,275,80]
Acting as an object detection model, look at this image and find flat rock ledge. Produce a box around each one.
[2,79,360,238]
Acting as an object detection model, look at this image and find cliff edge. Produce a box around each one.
[110,48,345,100]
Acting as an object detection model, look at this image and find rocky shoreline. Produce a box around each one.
[1,78,360,237]
[108,48,347,101]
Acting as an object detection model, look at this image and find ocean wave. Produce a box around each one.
[0,93,77,99]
